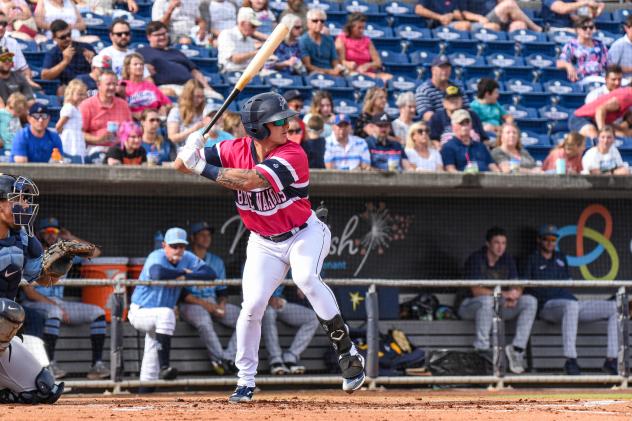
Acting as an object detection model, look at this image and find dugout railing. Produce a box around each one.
[54,278,632,392]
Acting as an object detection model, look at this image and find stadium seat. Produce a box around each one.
[518,41,557,58]
[613,9,631,24]
[506,79,542,94]
[408,51,434,78]
[595,12,620,33]
[499,66,537,83]
[486,54,525,68]
[395,25,432,41]
[524,133,552,161]
[176,44,210,59]
[326,23,342,37]
[388,76,420,93]
[538,67,569,83]
[326,11,348,26]
[433,26,470,41]
[380,50,417,78]
[543,80,581,95]
[465,77,502,93]
[518,92,551,109]
[386,102,399,119]
[373,38,405,54]
[363,24,394,39]
[481,40,517,56]
[594,30,617,47]
[459,65,496,81]
[192,57,218,74]
[505,105,538,119]
[308,74,347,89]
[382,2,414,14]
[328,87,357,102]
[509,29,548,44]
[306,0,340,11]
[223,72,265,87]
[538,106,573,133]
[583,81,604,93]
[380,50,409,66]
[443,40,479,55]
[334,99,361,117]
[15,39,37,52]
[525,54,556,69]
[498,91,517,106]
[472,28,506,42]
[348,74,384,90]
[266,74,305,89]
[556,93,587,109]
[23,51,45,68]
[35,79,60,96]
[449,53,485,68]
[344,1,379,14]
[548,31,575,45]
[408,38,442,54]
[514,117,549,134]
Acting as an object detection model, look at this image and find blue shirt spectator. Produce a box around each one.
[440,109,496,172]
[324,115,371,170]
[12,104,63,163]
[465,246,518,280]
[42,42,95,86]
[418,0,465,15]
[137,46,199,86]
[299,33,338,70]
[366,136,409,171]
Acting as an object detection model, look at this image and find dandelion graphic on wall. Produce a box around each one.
[353,202,413,276]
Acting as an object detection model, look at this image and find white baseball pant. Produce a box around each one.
[0,337,45,393]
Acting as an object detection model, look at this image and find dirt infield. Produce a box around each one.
[3,389,632,420]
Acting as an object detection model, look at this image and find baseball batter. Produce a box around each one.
[175,92,365,403]
[0,174,64,404]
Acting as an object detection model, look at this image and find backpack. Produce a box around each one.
[426,349,493,376]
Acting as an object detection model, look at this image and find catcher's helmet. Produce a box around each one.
[240,92,297,140]
[0,174,39,237]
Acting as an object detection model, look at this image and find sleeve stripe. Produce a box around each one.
[273,157,299,182]
[291,180,309,188]
[256,164,284,191]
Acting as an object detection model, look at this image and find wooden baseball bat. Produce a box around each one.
[201,22,290,136]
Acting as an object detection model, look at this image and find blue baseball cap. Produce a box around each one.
[431,55,451,67]
[29,103,49,116]
[333,114,350,125]
[190,221,214,235]
[38,217,60,230]
[538,224,559,238]
[164,227,189,245]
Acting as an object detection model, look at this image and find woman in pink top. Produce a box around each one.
[122,53,172,119]
[542,132,585,174]
[335,13,392,83]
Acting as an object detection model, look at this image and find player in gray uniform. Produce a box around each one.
[0,174,64,404]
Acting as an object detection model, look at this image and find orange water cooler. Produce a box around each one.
[80,257,129,321]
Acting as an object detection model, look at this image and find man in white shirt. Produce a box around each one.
[153,0,201,39]
[608,15,632,79]
[99,19,150,80]
[0,11,39,89]
[582,125,630,175]
[585,65,623,104]
[217,7,262,73]
[324,114,371,171]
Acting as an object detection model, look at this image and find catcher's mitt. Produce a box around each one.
[41,240,97,279]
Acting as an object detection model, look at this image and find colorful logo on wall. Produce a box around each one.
[557,204,619,280]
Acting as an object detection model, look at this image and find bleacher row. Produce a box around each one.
[12,1,632,163]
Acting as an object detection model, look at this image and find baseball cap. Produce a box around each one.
[190,221,214,235]
[444,85,462,100]
[372,112,391,125]
[164,227,189,245]
[237,7,262,26]
[38,217,60,231]
[538,224,559,238]
[29,103,49,116]
[92,54,112,69]
[450,109,471,125]
[333,114,350,125]
[283,89,303,102]
[0,46,14,58]
[431,55,451,67]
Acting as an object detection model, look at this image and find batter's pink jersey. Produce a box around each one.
[203,136,312,236]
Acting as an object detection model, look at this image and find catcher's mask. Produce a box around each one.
[0,174,39,237]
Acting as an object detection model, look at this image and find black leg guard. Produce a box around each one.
[0,368,64,404]
[155,333,172,369]
[318,314,364,380]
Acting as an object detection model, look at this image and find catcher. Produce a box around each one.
[0,174,95,404]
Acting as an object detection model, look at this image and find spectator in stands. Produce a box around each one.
[222,110,247,138]
[12,103,63,163]
[430,85,487,146]
[324,113,370,171]
[217,7,265,73]
[585,64,623,104]
[268,14,305,75]
[41,20,95,87]
[56,79,87,163]
[286,115,304,144]
[354,87,391,139]
[540,0,604,30]
[34,0,97,42]
[299,8,343,76]
[21,217,105,380]
[608,15,632,79]
[303,90,333,138]
[557,17,608,85]
[179,221,239,375]
[335,13,392,83]
[404,121,443,172]
[262,285,319,375]
[279,0,307,26]
[76,53,112,98]
[99,19,142,80]
[414,0,471,30]
[204,108,234,147]
[138,21,222,99]
[581,125,630,175]
[392,92,417,145]
[153,0,201,39]
[167,79,208,147]
[441,109,499,173]
[542,131,585,174]
[284,89,304,114]
[464,0,542,32]
[129,227,216,390]
[0,11,40,89]
[0,0,39,42]
[470,78,512,135]
[570,87,632,139]
[0,46,33,106]
[206,0,238,42]
[121,53,172,119]
[523,224,618,375]
[80,70,132,162]
[492,123,540,173]
[77,0,138,16]
[415,55,468,121]
[0,91,26,153]
[141,109,175,165]
[302,114,325,168]
[244,0,277,33]
[366,112,414,172]
[106,121,146,165]
[459,226,537,374]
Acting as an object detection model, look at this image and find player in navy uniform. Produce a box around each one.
[0,174,64,404]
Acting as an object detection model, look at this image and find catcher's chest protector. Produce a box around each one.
[0,231,30,300]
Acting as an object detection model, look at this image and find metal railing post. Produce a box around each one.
[492,285,506,389]
[616,286,629,389]
[109,280,126,393]
[365,283,379,389]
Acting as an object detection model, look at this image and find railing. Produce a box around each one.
[56,279,632,392]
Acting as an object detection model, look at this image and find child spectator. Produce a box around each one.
[56,79,87,163]
[0,91,26,155]
[244,0,277,33]
[302,114,326,168]
[470,78,511,134]
[542,131,585,174]
[106,121,146,165]
[582,125,630,175]
[121,53,172,120]
[303,90,333,138]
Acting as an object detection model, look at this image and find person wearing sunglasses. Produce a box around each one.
[99,19,149,80]
[176,91,366,402]
[299,8,345,76]
[41,19,95,87]
[0,46,34,107]
[0,11,41,89]
[557,16,608,84]
[404,121,443,172]
[12,103,63,164]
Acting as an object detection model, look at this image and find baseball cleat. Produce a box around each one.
[159,366,178,380]
[228,386,255,403]
[210,359,226,376]
[270,362,289,375]
[286,362,305,375]
[340,353,365,393]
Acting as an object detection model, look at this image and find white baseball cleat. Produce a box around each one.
[341,353,365,393]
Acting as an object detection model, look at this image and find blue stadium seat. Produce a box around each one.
[443,39,480,55]
[594,30,617,47]
[30,67,41,79]
[267,74,305,89]
[344,1,379,14]
[505,105,537,119]
[524,133,552,161]
[459,65,496,81]
[518,41,557,58]
[385,102,399,119]
[506,79,542,94]
[380,50,417,78]
[433,26,470,41]
[465,77,501,93]
[498,91,517,106]
[514,117,549,134]
[543,80,581,95]
[329,87,358,101]
[326,23,342,37]
[388,76,420,93]
[408,38,442,54]
[223,72,265,86]
[15,40,37,52]
[34,79,60,96]
[382,2,414,14]
[538,106,573,133]
[373,38,405,54]
[613,9,631,24]
[583,81,604,93]
[499,66,536,83]
[525,54,556,69]
[380,50,409,65]
[205,72,224,87]
[472,28,506,42]
[176,44,210,59]
[518,92,551,108]
[326,11,348,26]
[192,57,218,74]
[408,51,434,78]
[308,74,347,89]
[241,85,272,97]
[348,74,384,90]
[34,92,60,108]
[23,51,45,68]
[557,93,586,109]
[538,67,569,83]
[449,53,485,68]
[482,41,517,56]
[395,25,432,40]
[390,14,427,27]
[486,54,525,68]
[306,0,340,11]
[508,29,548,44]
[595,12,620,33]
[365,24,395,39]
[548,31,575,45]
[333,99,361,117]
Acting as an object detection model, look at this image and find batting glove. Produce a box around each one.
[185,131,206,150]
[178,146,206,175]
